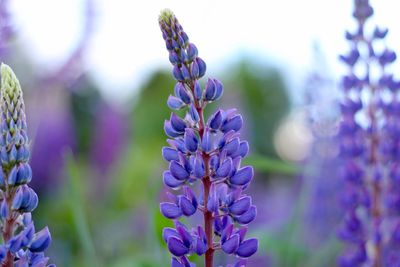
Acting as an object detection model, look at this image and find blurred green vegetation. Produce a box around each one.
[225,60,290,158]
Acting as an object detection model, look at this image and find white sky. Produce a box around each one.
[10,0,400,104]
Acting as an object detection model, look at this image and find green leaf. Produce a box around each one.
[243,155,299,175]
[65,152,101,267]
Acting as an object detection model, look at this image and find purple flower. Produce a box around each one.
[0,64,54,266]
[0,0,14,61]
[337,1,400,266]
[158,10,257,267]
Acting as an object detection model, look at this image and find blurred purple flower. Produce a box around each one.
[337,1,400,266]
[29,93,76,191]
[0,0,13,61]
[302,46,344,247]
[90,101,128,173]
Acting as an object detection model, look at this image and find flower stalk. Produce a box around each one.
[158,9,258,267]
[338,1,400,266]
[0,64,54,267]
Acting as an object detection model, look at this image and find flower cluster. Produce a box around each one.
[0,64,54,266]
[337,0,400,266]
[158,10,258,267]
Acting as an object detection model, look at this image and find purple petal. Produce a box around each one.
[373,27,388,39]
[171,113,187,132]
[236,238,258,258]
[181,65,191,81]
[29,227,52,253]
[24,188,38,212]
[213,79,224,100]
[222,234,240,254]
[168,139,186,153]
[183,186,198,208]
[201,128,212,152]
[8,235,22,253]
[215,216,230,236]
[176,222,193,248]
[184,128,198,153]
[197,226,207,243]
[173,65,184,81]
[179,196,196,216]
[7,166,17,186]
[236,205,256,225]
[193,81,202,100]
[187,43,198,60]
[163,228,179,243]
[168,95,185,110]
[163,171,185,188]
[239,141,249,157]
[230,166,253,186]
[221,223,234,243]
[160,202,182,219]
[216,158,232,178]
[170,161,190,180]
[189,104,200,122]
[224,138,240,156]
[180,50,188,63]
[171,257,185,267]
[236,227,248,243]
[0,200,8,220]
[229,196,251,216]
[208,109,223,130]
[162,147,179,162]
[190,61,200,79]
[167,236,189,257]
[221,115,243,133]
[205,78,216,101]
[196,57,206,77]
[193,153,205,179]
[15,163,32,185]
[175,84,191,104]
[181,256,195,267]
[169,51,180,64]
[194,236,207,255]
[165,120,181,138]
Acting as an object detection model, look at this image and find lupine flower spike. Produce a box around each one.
[0,64,54,266]
[338,0,400,266]
[158,10,258,267]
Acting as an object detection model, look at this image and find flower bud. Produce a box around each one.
[29,227,52,253]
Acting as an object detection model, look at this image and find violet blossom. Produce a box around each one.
[158,10,258,267]
[0,64,54,266]
[0,0,13,61]
[337,0,400,266]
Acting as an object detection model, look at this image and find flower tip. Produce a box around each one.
[0,63,22,96]
[0,63,13,80]
[0,62,8,72]
[159,9,175,24]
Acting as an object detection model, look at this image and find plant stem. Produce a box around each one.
[203,169,214,267]
[365,46,381,267]
[191,80,214,267]
[357,20,382,266]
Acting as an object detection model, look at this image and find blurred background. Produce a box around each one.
[1,0,400,266]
